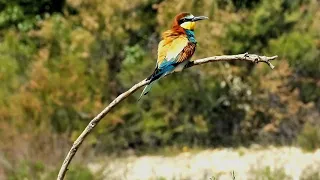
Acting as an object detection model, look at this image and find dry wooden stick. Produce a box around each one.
[57,53,278,180]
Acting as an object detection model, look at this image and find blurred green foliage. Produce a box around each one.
[6,160,96,180]
[0,0,64,31]
[0,0,319,178]
[250,166,288,180]
[301,169,320,180]
[298,123,320,152]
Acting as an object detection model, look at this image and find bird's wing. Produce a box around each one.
[157,35,189,67]
[176,42,196,63]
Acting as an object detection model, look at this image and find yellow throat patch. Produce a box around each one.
[180,21,196,30]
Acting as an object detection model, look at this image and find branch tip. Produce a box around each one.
[267,60,275,69]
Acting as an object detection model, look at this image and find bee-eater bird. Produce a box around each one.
[139,12,208,100]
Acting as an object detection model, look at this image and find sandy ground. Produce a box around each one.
[88,146,320,180]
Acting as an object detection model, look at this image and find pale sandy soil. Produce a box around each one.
[88,146,320,180]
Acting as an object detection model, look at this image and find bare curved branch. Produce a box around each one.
[57,53,278,180]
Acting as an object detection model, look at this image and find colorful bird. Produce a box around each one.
[139,12,208,100]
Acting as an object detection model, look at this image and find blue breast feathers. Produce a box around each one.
[185,30,197,43]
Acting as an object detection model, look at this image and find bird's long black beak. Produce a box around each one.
[192,16,209,21]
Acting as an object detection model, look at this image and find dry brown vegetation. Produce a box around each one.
[0,0,319,179]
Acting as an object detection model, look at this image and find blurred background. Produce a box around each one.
[0,0,320,179]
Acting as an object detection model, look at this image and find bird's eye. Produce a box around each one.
[178,18,187,24]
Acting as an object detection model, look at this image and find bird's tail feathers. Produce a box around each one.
[138,80,156,101]
[138,67,168,101]
[138,65,175,101]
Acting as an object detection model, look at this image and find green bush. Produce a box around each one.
[297,123,320,152]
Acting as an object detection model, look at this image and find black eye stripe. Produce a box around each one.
[178,18,191,25]
[178,18,186,24]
